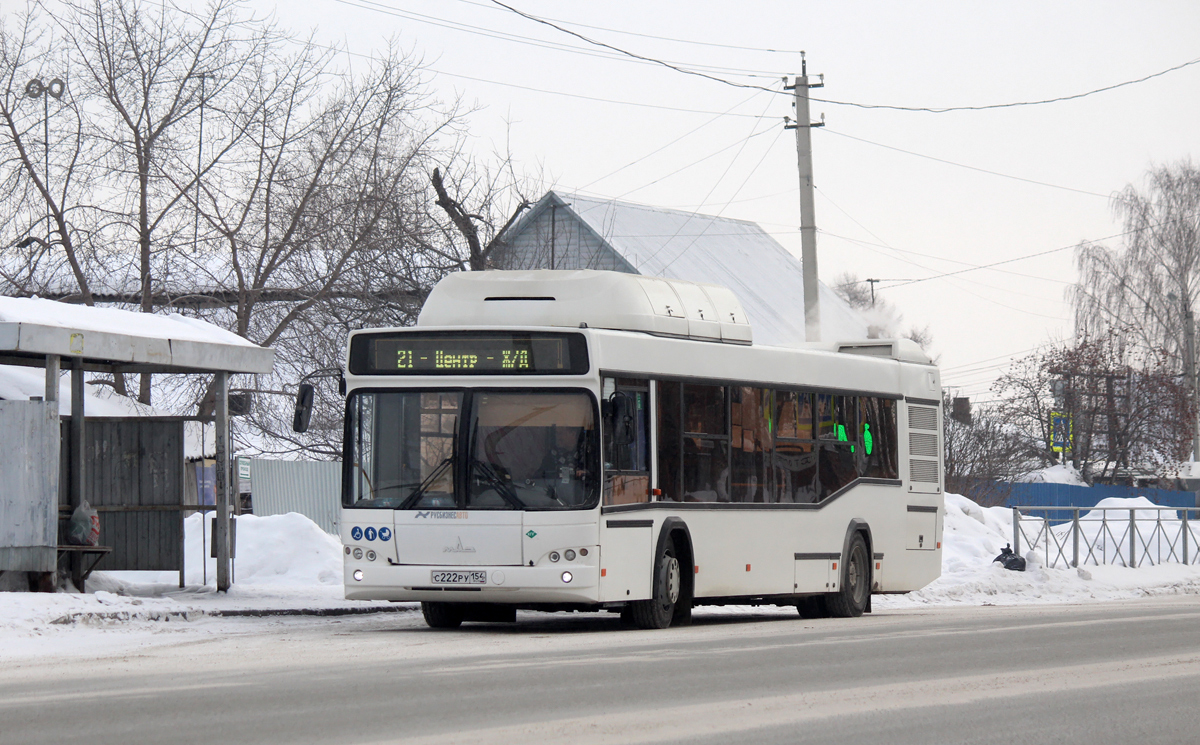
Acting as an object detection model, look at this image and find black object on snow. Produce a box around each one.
[993,544,1026,572]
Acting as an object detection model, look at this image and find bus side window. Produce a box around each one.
[860,397,899,479]
[731,387,772,503]
[681,384,728,502]
[817,396,857,499]
[603,379,651,506]
[773,390,817,503]
[657,381,682,502]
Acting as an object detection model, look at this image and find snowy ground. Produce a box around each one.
[5,494,1200,659]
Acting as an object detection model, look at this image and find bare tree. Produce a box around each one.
[1,1,536,457]
[431,148,535,271]
[942,391,1034,505]
[988,336,1193,485]
[1073,160,1200,367]
[44,0,277,402]
[0,6,97,305]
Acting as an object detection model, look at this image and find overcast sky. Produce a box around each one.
[251,0,1200,402]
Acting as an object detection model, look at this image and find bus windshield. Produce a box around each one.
[345,389,599,511]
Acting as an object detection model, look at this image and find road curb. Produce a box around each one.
[48,604,418,625]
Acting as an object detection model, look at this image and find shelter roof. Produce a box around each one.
[0,296,274,374]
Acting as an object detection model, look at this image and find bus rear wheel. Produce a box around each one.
[630,536,681,629]
[827,533,870,618]
[421,601,465,629]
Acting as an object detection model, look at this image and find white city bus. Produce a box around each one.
[333,270,943,628]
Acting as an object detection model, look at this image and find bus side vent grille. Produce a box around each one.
[910,459,940,483]
[908,405,938,430]
[909,432,938,458]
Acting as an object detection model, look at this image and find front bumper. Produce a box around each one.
[344,562,600,604]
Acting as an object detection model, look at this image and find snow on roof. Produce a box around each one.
[538,192,868,347]
[0,364,159,417]
[0,296,274,373]
[0,296,253,347]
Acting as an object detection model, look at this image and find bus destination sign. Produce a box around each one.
[350,332,589,376]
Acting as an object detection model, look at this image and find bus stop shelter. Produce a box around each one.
[0,298,274,591]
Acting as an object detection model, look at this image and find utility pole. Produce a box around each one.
[866,278,880,307]
[785,55,824,342]
[1185,304,1199,462]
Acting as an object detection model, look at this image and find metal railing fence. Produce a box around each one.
[1013,506,1200,569]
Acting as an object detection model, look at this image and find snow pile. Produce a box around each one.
[878,493,1200,608]
[0,511,367,643]
[185,512,343,587]
[1049,496,1194,566]
[92,512,345,591]
[1015,463,1088,485]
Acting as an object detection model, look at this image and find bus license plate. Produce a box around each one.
[431,570,487,585]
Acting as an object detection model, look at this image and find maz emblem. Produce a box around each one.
[444,537,477,554]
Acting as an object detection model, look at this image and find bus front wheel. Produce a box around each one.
[827,533,870,618]
[630,536,681,629]
[421,601,465,629]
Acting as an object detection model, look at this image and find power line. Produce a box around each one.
[881,223,1181,289]
[488,0,784,95]
[577,90,769,190]
[332,0,787,78]
[450,0,805,54]
[289,34,773,119]
[487,3,1200,114]
[659,126,788,273]
[822,128,1112,198]
[813,186,1072,318]
[612,125,778,200]
[819,231,1072,285]
[813,56,1200,113]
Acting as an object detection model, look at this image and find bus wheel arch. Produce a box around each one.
[828,520,873,618]
[630,518,693,629]
[663,518,694,626]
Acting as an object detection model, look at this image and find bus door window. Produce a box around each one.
[656,381,682,502]
[731,387,773,503]
[602,377,650,506]
[773,391,818,503]
[682,384,729,502]
[859,397,899,479]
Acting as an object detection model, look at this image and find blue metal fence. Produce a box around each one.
[1002,482,1198,523]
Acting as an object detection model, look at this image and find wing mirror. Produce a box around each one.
[605,391,635,447]
[292,383,315,433]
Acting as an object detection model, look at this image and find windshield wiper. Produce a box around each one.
[399,457,455,510]
[472,461,525,510]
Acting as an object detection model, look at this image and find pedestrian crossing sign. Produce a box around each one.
[1050,411,1072,453]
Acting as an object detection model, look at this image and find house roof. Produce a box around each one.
[506,192,868,347]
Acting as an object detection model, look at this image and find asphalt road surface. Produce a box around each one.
[3,597,1200,744]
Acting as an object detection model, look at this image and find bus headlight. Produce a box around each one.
[549,551,560,562]
[561,571,573,583]
[353,569,364,581]
[366,550,376,561]
[564,549,576,561]
[353,548,363,560]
